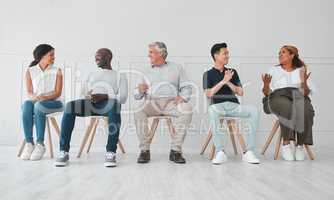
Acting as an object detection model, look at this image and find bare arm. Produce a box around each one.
[262,74,272,97]
[25,69,37,100]
[226,81,244,96]
[300,67,311,96]
[205,80,227,98]
[37,68,63,101]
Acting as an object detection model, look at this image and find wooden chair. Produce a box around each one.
[147,115,176,144]
[17,112,62,158]
[261,119,315,160]
[77,116,125,158]
[200,117,247,160]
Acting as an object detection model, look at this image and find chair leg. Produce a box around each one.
[49,117,61,137]
[118,139,125,154]
[17,140,26,157]
[77,118,97,158]
[166,118,176,137]
[305,145,315,160]
[46,118,54,158]
[274,131,282,160]
[261,120,280,155]
[200,128,212,155]
[148,118,160,144]
[228,120,246,152]
[86,118,99,154]
[210,144,216,160]
[227,121,238,155]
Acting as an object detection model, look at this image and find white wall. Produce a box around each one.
[0,0,333,147]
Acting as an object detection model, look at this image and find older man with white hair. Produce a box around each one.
[134,42,193,164]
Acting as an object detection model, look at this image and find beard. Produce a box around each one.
[97,59,109,68]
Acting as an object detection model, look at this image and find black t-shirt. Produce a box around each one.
[203,67,242,105]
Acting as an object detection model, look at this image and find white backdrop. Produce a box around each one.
[0,0,333,148]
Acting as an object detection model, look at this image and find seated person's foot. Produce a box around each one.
[169,150,186,164]
[212,150,228,165]
[295,146,305,161]
[30,143,46,161]
[242,150,260,164]
[104,152,117,167]
[281,144,295,161]
[137,150,150,163]
[21,142,35,160]
[54,151,69,167]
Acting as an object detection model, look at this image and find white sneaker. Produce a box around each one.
[21,143,35,160]
[281,144,295,161]
[30,143,46,161]
[242,150,260,164]
[212,150,228,165]
[295,146,305,161]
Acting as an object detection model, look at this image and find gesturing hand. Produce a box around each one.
[138,83,149,94]
[222,69,234,83]
[261,74,272,86]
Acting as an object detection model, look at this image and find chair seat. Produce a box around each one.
[220,116,240,120]
[46,112,63,117]
[90,116,108,119]
[149,115,174,119]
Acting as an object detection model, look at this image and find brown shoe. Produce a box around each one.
[169,150,186,164]
[137,150,150,163]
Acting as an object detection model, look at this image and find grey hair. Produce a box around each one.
[149,41,168,59]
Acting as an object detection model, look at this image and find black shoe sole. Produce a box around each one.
[169,157,186,164]
[137,160,150,164]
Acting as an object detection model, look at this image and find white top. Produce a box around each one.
[81,68,128,104]
[267,66,316,94]
[134,61,192,101]
[28,64,61,100]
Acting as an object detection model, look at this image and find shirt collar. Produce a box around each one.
[212,66,226,73]
[97,66,113,71]
[152,61,168,68]
[37,64,52,72]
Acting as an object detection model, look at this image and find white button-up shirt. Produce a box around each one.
[268,66,316,94]
[28,64,61,100]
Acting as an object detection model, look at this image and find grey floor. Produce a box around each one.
[1,133,334,200]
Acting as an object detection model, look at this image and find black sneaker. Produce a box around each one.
[54,151,69,167]
[137,150,150,163]
[169,150,186,164]
[104,152,117,167]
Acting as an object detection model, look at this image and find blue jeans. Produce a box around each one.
[59,99,121,153]
[22,100,64,144]
[208,101,259,152]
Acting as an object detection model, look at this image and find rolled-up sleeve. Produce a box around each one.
[178,65,192,102]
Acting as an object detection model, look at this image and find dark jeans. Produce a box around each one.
[59,99,121,153]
